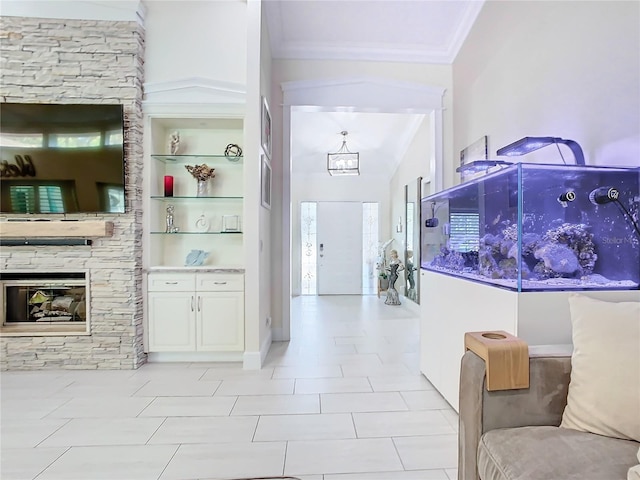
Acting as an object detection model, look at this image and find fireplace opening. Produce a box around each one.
[1,272,89,335]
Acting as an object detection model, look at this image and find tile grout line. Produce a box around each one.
[145,416,168,445]
[33,418,72,448]
[155,444,180,480]
[32,446,72,480]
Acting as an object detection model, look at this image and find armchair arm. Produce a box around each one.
[458,345,573,480]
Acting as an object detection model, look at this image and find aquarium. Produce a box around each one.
[421,163,640,291]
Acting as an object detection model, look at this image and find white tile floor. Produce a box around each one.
[1,295,458,480]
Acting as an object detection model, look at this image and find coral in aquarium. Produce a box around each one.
[537,222,597,277]
[474,221,597,280]
[431,247,478,272]
[534,243,580,275]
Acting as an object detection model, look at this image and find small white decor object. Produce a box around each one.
[169,131,181,155]
[195,214,210,232]
[185,249,209,267]
[222,215,241,232]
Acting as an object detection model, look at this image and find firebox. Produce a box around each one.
[1,272,89,335]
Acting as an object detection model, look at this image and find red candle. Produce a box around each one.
[164,175,174,197]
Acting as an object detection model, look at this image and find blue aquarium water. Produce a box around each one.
[421,164,640,292]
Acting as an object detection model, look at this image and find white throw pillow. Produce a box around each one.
[628,447,640,480]
[560,294,640,442]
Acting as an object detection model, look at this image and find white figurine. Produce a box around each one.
[385,249,405,306]
[169,131,181,155]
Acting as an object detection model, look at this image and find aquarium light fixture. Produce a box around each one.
[327,131,360,176]
[496,137,585,166]
[456,160,512,175]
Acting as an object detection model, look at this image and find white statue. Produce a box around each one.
[385,249,405,306]
[169,131,181,155]
[376,238,393,272]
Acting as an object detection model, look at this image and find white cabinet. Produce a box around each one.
[197,291,244,351]
[420,270,640,412]
[148,291,196,351]
[143,114,247,360]
[147,272,244,353]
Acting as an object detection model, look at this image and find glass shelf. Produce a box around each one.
[151,154,243,165]
[150,196,243,201]
[150,231,242,235]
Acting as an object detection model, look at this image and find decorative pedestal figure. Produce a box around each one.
[385,249,405,306]
[406,249,417,302]
[165,204,179,233]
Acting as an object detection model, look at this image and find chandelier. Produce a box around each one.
[327,131,360,176]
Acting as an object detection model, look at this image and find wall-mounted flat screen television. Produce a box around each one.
[0,103,125,214]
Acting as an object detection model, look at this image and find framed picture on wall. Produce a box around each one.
[261,96,272,159]
[261,154,272,210]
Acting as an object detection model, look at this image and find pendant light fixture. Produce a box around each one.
[327,131,360,176]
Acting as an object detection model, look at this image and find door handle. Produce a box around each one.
[165,281,178,285]
[213,282,227,285]
[198,296,202,312]
[319,243,324,258]
[191,296,195,311]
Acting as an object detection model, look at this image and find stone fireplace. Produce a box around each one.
[0,14,146,370]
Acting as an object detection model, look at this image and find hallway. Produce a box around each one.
[1,295,458,480]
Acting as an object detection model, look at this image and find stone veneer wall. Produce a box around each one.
[0,16,146,369]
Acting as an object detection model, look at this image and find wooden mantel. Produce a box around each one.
[0,220,114,238]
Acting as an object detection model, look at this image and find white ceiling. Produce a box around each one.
[264,0,484,64]
[266,0,484,176]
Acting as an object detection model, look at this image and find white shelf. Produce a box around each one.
[151,154,243,164]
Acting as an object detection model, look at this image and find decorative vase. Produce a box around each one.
[196,179,209,197]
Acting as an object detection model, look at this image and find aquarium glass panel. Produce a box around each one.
[421,164,639,292]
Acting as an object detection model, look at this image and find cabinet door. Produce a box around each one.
[196,292,244,351]
[148,292,196,351]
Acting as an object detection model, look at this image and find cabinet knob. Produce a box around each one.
[198,296,202,312]
[191,296,195,311]
[165,281,178,285]
[213,281,227,285]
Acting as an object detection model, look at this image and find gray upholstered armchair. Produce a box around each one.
[458,346,640,480]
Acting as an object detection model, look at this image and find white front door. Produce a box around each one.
[317,202,362,295]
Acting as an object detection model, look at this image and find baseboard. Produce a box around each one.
[147,351,243,363]
[243,328,273,370]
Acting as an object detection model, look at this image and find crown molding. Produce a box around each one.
[447,0,485,62]
[274,43,454,65]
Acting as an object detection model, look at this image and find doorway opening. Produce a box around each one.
[278,77,446,342]
[300,201,379,295]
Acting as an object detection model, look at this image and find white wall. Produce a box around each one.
[388,116,432,289]
[256,1,274,361]
[144,0,247,86]
[453,0,640,168]
[290,173,390,296]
